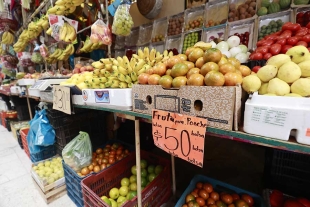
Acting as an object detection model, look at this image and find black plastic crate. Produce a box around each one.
[16,130,23,149]
[246,60,266,69]
[30,145,56,163]
[56,143,64,157]
[16,105,30,121]
[55,125,80,147]
[264,148,310,199]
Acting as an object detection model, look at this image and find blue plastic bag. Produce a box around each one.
[27,109,55,154]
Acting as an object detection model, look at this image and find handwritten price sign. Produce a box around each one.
[152,109,207,167]
[53,86,71,115]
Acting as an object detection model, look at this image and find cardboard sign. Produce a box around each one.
[152,109,207,167]
[53,86,71,115]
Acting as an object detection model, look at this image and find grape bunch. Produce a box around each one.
[112,5,134,36]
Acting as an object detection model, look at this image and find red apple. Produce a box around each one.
[252,66,261,73]
[73,68,80,74]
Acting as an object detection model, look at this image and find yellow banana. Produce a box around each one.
[111,80,120,88]
[118,66,129,75]
[168,51,174,57]
[144,47,150,59]
[138,49,144,59]
[99,83,106,89]
[117,57,125,68]
[119,82,128,88]
[118,74,126,82]
[105,64,112,71]
[125,75,132,84]
[137,68,146,75]
[130,57,137,69]
[128,83,133,88]
[130,72,137,82]
[133,59,146,72]
[100,58,114,64]
[46,27,52,35]
[163,50,168,57]
[149,48,156,61]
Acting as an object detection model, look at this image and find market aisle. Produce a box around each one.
[0,125,76,207]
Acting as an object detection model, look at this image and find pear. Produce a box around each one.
[286,46,309,64]
[266,54,291,68]
[291,78,310,97]
[298,60,310,77]
[267,78,290,96]
[257,65,278,82]
[242,75,261,93]
[277,62,301,83]
[258,83,268,95]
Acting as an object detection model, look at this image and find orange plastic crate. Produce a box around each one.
[20,128,30,158]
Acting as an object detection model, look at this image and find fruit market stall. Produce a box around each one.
[1,0,310,206]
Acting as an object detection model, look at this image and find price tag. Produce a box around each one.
[53,86,71,115]
[152,110,207,168]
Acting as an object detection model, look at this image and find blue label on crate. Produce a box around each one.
[94,91,110,103]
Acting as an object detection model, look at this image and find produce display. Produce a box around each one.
[59,22,77,43]
[183,32,200,54]
[228,0,257,22]
[257,0,290,16]
[296,11,310,27]
[46,44,75,63]
[243,46,310,97]
[100,160,163,206]
[77,143,130,177]
[168,14,184,36]
[269,190,310,207]
[185,16,203,31]
[181,181,255,207]
[231,32,251,47]
[152,35,165,43]
[32,157,64,185]
[251,22,310,60]
[293,0,310,5]
[258,20,284,41]
[1,31,14,45]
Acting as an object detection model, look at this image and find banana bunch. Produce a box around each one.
[46,44,74,63]
[47,0,83,15]
[80,37,103,53]
[0,46,5,55]
[59,22,77,43]
[1,31,14,45]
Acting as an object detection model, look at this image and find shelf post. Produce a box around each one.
[171,155,176,196]
[25,87,33,119]
[135,117,142,207]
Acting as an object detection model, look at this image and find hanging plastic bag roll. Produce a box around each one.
[111,0,134,37]
[62,131,92,172]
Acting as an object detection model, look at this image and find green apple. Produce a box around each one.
[101,196,112,206]
[155,165,163,175]
[129,175,136,183]
[131,165,137,175]
[109,198,117,207]
[129,183,137,191]
[141,168,148,178]
[119,186,129,197]
[147,165,155,174]
[141,177,147,187]
[126,191,137,200]
[109,188,119,200]
[148,173,156,182]
[117,196,127,205]
[140,160,148,169]
[121,178,130,187]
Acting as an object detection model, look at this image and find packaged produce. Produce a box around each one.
[62,131,92,172]
[49,15,78,43]
[137,23,153,46]
[112,1,134,36]
[205,0,228,28]
[151,17,168,43]
[90,19,112,45]
[184,5,204,31]
[31,51,44,64]
[228,0,257,22]
[257,0,291,16]
[182,30,202,54]
[167,12,184,36]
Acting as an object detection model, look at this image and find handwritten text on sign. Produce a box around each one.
[152,110,207,168]
[53,86,71,115]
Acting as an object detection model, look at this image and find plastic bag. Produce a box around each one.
[90,19,112,45]
[31,52,43,63]
[62,131,92,172]
[39,44,49,58]
[112,2,134,36]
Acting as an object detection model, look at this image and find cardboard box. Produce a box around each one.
[132,85,242,131]
[244,92,310,145]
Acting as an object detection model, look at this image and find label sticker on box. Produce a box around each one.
[306,128,310,137]
[94,91,110,103]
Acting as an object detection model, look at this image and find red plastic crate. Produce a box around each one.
[20,128,30,158]
[1,111,6,128]
[81,151,172,207]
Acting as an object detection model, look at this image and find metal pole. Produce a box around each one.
[25,87,33,119]
[171,155,176,196]
[135,118,142,207]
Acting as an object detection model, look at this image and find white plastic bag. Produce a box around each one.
[112,3,134,36]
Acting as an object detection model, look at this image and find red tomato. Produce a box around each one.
[295,30,308,37]
[279,30,292,39]
[249,52,263,60]
[306,22,310,29]
[297,41,308,47]
[265,35,278,41]
[270,44,282,55]
[297,12,304,19]
[256,40,265,47]
[252,66,261,73]
[302,34,310,43]
[264,53,272,60]
[287,37,299,46]
[256,46,269,55]
[282,22,295,31]
[276,38,287,46]
[281,45,293,53]
[297,198,310,207]
[269,190,284,207]
[284,199,305,207]
[262,40,275,46]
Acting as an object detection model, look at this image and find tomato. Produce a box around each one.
[264,53,272,60]
[297,12,304,19]
[287,37,299,46]
[252,66,261,73]
[265,35,278,41]
[281,45,293,53]
[198,189,209,200]
[306,22,310,29]
[276,38,287,46]
[270,44,282,55]
[202,183,213,193]
[196,182,203,189]
[241,194,254,207]
[256,40,265,47]
[269,190,284,207]
[297,41,308,47]
[210,192,220,201]
[249,52,263,60]
[255,46,269,55]
[282,22,296,31]
[295,29,308,37]
[261,39,275,46]
[302,34,310,43]
[221,194,233,205]
[297,198,310,207]
[279,30,292,39]
[196,197,205,206]
[231,194,240,201]
[284,199,305,207]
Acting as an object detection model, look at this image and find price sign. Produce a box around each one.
[152,110,207,167]
[53,86,71,115]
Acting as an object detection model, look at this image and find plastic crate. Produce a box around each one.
[81,150,172,207]
[55,125,80,147]
[20,128,30,158]
[30,145,56,163]
[67,186,84,207]
[175,174,265,207]
[16,130,23,149]
[55,143,63,157]
[263,148,310,198]
[16,105,30,121]
[63,140,134,207]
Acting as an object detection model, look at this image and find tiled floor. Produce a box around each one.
[0,125,76,207]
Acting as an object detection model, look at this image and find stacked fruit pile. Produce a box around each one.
[46,44,75,63]
[257,0,290,16]
[242,46,310,97]
[101,160,163,207]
